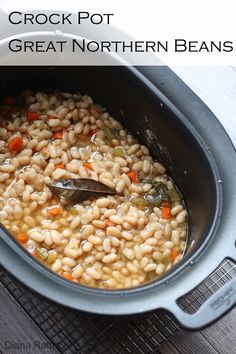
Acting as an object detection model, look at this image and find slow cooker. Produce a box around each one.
[0,65,235,329]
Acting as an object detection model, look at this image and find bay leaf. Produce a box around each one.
[48,178,120,203]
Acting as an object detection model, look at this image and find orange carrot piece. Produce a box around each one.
[55,163,65,170]
[104,218,114,227]
[27,111,39,123]
[161,203,172,219]
[53,131,63,139]
[8,136,23,154]
[17,232,28,244]
[170,249,178,261]
[48,207,62,217]
[48,115,55,119]
[83,161,93,170]
[63,273,74,281]
[127,171,139,183]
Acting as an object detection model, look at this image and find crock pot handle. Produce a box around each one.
[169,276,236,329]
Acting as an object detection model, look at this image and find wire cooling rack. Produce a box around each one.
[0,258,236,354]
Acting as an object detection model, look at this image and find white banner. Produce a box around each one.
[0,0,235,65]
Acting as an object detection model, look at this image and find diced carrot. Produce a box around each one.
[53,131,63,139]
[27,111,39,123]
[161,203,172,219]
[2,96,15,105]
[63,273,74,281]
[48,206,62,217]
[83,161,93,170]
[170,249,178,261]
[48,115,55,119]
[17,232,28,244]
[104,218,114,227]
[127,171,139,183]
[8,136,23,154]
[55,163,65,170]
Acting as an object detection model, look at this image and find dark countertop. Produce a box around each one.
[0,264,236,354]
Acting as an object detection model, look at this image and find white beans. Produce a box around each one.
[96,198,110,208]
[114,157,127,167]
[171,205,183,216]
[44,163,55,177]
[123,248,135,260]
[164,224,172,238]
[86,267,101,280]
[132,161,143,171]
[82,241,93,252]
[127,144,140,155]
[19,156,30,166]
[109,215,123,225]
[24,216,36,227]
[92,220,106,229]
[48,145,58,158]
[48,119,61,127]
[51,230,62,244]
[36,140,48,151]
[110,236,120,248]
[75,122,83,134]
[52,259,62,272]
[29,231,44,243]
[102,237,110,252]
[171,230,180,245]
[0,164,15,173]
[58,107,69,120]
[88,235,102,245]
[0,90,187,290]
[176,210,187,223]
[140,244,153,255]
[102,254,117,263]
[52,168,67,180]
[62,257,77,267]
[116,179,126,193]
[64,247,82,259]
[141,223,160,239]
[0,173,10,182]
[124,215,138,225]
[144,263,156,272]
[156,263,165,275]
[70,216,81,229]
[101,178,115,189]
[143,160,151,173]
[106,227,121,238]
[154,162,166,174]
[72,265,83,278]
